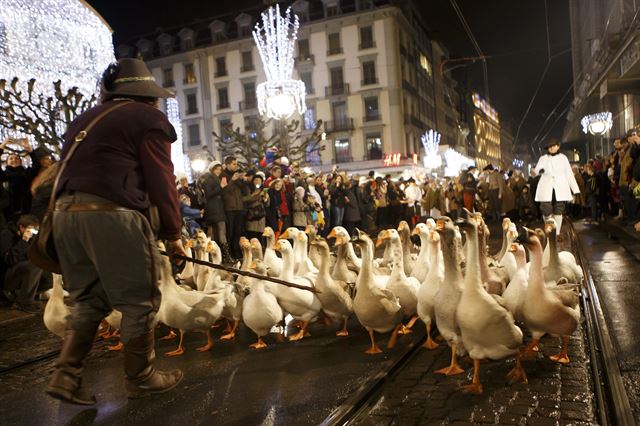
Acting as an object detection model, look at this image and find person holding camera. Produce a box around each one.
[221,156,245,261]
[0,214,42,312]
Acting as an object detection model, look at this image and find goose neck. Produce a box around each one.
[464,227,484,290]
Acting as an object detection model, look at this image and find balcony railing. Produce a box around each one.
[359,40,376,50]
[325,118,354,132]
[361,78,378,86]
[162,79,174,88]
[295,54,315,65]
[364,113,380,122]
[327,47,343,56]
[215,70,228,78]
[239,99,257,110]
[217,102,230,110]
[325,83,350,97]
[183,77,197,85]
[241,65,255,72]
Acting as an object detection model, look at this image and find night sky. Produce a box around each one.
[86,0,572,155]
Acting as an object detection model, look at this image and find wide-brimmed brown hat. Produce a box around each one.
[102,58,173,99]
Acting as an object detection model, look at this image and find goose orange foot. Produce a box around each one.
[506,356,528,385]
[435,364,465,376]
[250,338,267,349]
[460,383,483,395]
[160,330,177,341]
[108,341,124,351]
[288,330,306,341]
[398,325,413,335]
[549,353,570,364]
[336,329,349,337]
[165,347,185,357]
[365,345,383,354]
[422,336,439,350]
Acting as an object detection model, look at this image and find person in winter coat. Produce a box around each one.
[267,178,291,236]
[201,161,228,248]
[329,174,349,227]
[404,178,423,225]
[499,177,516,219]
[461,166,477,211]
[358,178,377,233]
[292,186,310,229]
[0,138,42,221]
[243,174,268,242]
[343,179,361,237]
[179,194,203,236]
[516,185,536,224]
[534,138,580,235]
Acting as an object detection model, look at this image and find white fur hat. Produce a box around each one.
[280,156,290,166]
[208,160,222,170]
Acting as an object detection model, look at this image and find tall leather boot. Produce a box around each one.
[46,325,100,405]
[124,330,183,399]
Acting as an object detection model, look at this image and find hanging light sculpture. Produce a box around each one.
[422,129,442,169]
[253,5,306,120]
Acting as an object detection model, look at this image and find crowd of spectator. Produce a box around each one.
[3,126,640,313]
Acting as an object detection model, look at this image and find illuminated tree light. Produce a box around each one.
[165,97,192,181]
[444,148,474,177]
[253,5,306,120]
[421,129,442,169]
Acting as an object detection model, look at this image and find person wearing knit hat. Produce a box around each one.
[534,138,580,236]
[292,186,309,229]
[208,160,222,171]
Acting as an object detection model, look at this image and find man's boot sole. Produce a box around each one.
[126,371,184,399]
[46,386,97,406]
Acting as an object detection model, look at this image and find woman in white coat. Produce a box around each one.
[534,138,580,235]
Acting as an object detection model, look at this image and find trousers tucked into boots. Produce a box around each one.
[124,330,183,399]
[46,323,101,405]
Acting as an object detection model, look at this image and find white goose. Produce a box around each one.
[309,238,353,336]
[217,238,251,341]
[543,219,583,284]
[328,227,358,284]
[328,226,362,271]
[250,238,264,261]
[498,222,519,281]
[262,226,283,278]
[156,244,232,356]
[43,274,70,338]
[474,213,509,294]
[410,219,436,282]
[455,210,526,394]
[351,229,403,354]
[242,260,283,349]
[518,227,581,364]
[282,228,318,277]
[433,216,466,376]
[416,229,443,350]
[377,229,420,333]
[397,221,417,276]
[272,239,322,341]
[501,243,528,321]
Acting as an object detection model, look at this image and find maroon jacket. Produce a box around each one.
[56,100,181,240]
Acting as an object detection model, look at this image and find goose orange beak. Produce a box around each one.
[509,243,518,253]
[327,229,337,239]
[544,224,553,234]
[411,227,420,236]
[436,220,445,230]
[376,230,389,247]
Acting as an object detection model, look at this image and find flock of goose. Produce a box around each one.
[42,210,584,394]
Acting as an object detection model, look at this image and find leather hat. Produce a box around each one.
[101,58,173,99]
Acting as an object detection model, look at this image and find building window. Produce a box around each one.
[300,71,313,94]
[359,26,374,49]
[184,63,196,84]
[330,66,344,89]
[419,54,432,76]
[243,82,256,109]
[334,138,351,163]
[219,118,232,142]
[362,61,377,85]
[241,51,254,72]
[326,5,340,17]
[245,115,258,139]
[327,33,342,55]
[364,96,379,121]
[162,68,174,87]
[217,87,229,109]
[303,107,316,130]
[186,93,198,115]
[366,133,383,160]
[306,143,321,165]
[297,39,311,60]
[188,123,200,146]
[239,25,252,37]
[215,56,227,77]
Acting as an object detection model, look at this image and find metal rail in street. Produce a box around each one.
[568,220,636,426]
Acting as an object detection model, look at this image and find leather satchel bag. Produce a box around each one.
[28,101,132,273]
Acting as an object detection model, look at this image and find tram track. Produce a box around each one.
[322,221,636,426]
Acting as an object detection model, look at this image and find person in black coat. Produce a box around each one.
[200,161,227,247]
[358,179,376,234]
[343,179,361,237]
[329,174,348,227]
[0,138,43,221]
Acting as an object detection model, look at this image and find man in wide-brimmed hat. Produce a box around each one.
[534,138,580,236]
[47,58,185,406]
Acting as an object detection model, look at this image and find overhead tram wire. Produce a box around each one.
[449,0,489,102]
[530,81,575,154]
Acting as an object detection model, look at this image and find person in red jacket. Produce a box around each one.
[46,58,186,405]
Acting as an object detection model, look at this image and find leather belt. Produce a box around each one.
[55,202,134,212]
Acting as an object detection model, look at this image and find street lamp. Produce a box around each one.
[253,5,306,121]
[190,158,207,175]
[580,112,612,135]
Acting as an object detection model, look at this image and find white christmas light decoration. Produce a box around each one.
[165,98,192,182]
[253,5,306,120]
[0,0,114,142]
[0,0,114,96]
[421,129,442,169]
[580,112,612,135]
[444,148,474,177]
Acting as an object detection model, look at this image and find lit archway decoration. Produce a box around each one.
[253,5,306,120]
[580,112,612,135]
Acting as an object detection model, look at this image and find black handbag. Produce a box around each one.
[28,101,132,273]
[246,203,266,221]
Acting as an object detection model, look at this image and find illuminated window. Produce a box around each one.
[419,54,432,76]
[366,133,383,159]
[184,63,196,84]
[334,138,351,163]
